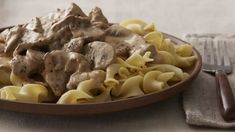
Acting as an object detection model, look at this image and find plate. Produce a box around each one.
[0,26,202,115]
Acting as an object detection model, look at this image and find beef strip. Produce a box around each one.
[50,15,78,32]
[47,26,73,50]
[63,37,85,53]
[3,26,24,56]
[105,25,160,62]
[20,17,44,45]
[89,7,109,29]
[43,50,90,96]
[13,26,73,56]
[64,3,87,17]
[84,41,116,70]
[104,36,130,59]
[104,25,133,59]
[11,49,44,81]
[69,16,105,41]
[10,3,85,54]
[0,43,5,54]
[25,17,44,33]
[39,3,86,37]
[50,15,105,42]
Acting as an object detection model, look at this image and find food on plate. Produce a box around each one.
[0,3,197,104]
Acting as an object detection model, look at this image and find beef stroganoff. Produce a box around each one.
[0,3,196,104]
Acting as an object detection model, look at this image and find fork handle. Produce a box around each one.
[216,70,235,121]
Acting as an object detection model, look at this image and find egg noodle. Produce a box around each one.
[0,19,196,104]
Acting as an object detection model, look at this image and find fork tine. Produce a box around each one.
[202,39,209,63]
[216,40,222,66]
[223,41,231,66]
[208,38,215,65]
[215,40,222,66]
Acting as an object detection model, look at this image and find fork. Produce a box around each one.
[201,38,235,121]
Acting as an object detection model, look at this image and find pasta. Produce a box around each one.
[118,67,130,79]
[126,51,154,68]
[76,79,111,102]
[10,72,24,86]
[146,36,196,68]
[120,19,155,36]
[142,71,175,93]
[144,31,163,49]
[144,64,184,81]
[0,86,20,101]
[0,84,49,102]
[57,90,93,104]
[176,44,193,57]
[112,75,144,98]
[104,64,122,87]
[58,79,112,104]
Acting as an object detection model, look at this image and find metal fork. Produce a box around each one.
[201,38,235,121]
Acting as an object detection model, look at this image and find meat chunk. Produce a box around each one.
[12,26,73,56]
[90,7,108,24]
[89,7,109,29]
[43,50,90,96]
[20,17,44,44]
[104,25,132,55]
[84,41,115,70]
[105,24,135,37]
[105,25,147,54]
[11,49,44,81]
[0,43,5,54]
[50,15,78,32]
[38,3,86,36]
[105,25,159,61]
[50,15,105,42]
[3,26,24,56]
[67,70,106,90]
[13,43,34,56]
[63,37,85,53]
[104,25,134,59]
[69,16,105,41]
[25,17,44,33]
[47,26,73,50]
[64,3,87,17]
[105,37,130,59]
[21,29,43,44]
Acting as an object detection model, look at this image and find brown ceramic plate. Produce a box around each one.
[0,26,202,115]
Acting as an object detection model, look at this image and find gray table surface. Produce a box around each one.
[0,0,235,131]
